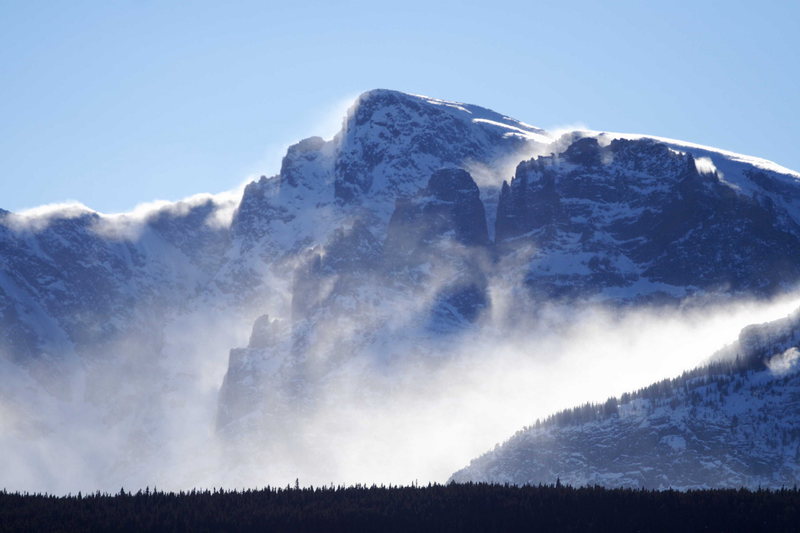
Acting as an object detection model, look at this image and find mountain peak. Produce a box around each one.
[347,89,547,140]
[332,89,548,203]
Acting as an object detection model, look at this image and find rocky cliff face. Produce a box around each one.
[217,167,493,433]
[496,136,800,299]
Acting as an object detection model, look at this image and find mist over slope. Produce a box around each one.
[451,309,800,489]
[2,89,800,492]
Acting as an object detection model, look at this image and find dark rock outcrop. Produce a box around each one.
[385,168,489,262]
[495,137,800,299]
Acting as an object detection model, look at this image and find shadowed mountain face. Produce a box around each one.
[386,168,490,253]
[2,89,800,491]
[496,137,800,298]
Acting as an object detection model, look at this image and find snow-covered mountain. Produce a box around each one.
[2,89,800,491]
[451,309,800,489]
[0,90,545,360]
[217,95,800,443]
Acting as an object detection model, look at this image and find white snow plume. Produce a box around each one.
[2,223,799,494]
[342,297,798,486]
[694,156,719,176]
[767,347,800,376]
[207,254,800,489]
[0,294,269,494]
[92,188,245,240]
[464,142,550,190]
[3,202,95,232]
[463,125,579,190]
[318,92,363,142]
[3,186,246,241]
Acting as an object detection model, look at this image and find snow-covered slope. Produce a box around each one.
[451,310,800,489]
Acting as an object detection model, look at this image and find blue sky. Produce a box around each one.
[1,1,798,213]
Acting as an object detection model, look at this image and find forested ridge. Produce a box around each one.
[2,483,799,532]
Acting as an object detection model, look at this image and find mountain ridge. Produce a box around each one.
[3,89,800,491]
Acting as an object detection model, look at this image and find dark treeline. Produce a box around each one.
[525,352,775,432]
[2,483,799,532]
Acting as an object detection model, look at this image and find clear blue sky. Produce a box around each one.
[2,1,798,213]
